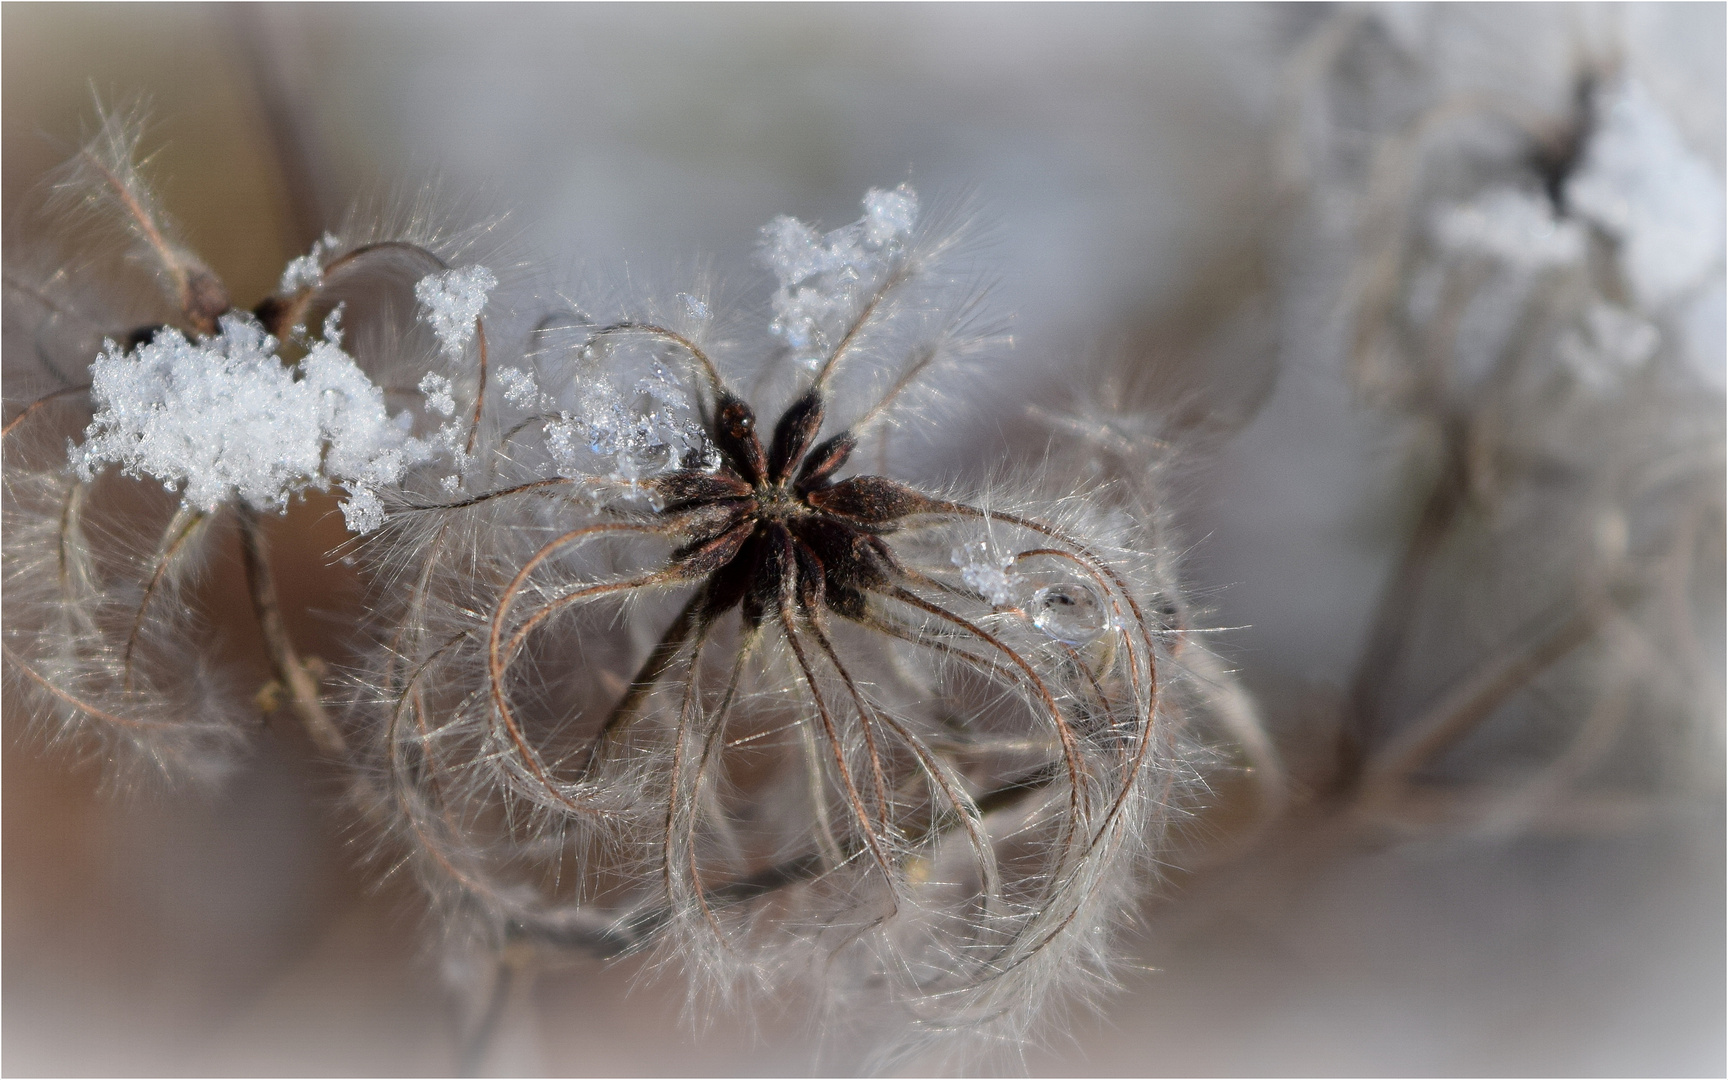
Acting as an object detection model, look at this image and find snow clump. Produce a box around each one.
[73,309,429,534]
[278,232,341,295]
[1565,80,1726,308]
[497,367,546,411]
[418,372,457,418]
[1433,187,1585,270]
[415,265,498,358]
[543,360,716,486]
[760,185,918,366]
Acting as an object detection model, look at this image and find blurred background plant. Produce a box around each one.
[4,4,1722,1076]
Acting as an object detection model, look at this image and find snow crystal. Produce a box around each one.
[951,540,1021,607]
[760,186,918,365]
[73,312,428,533]
[320,304,347,346]
[863,187,918,246]
[418,372,457,418]
[1565,80,1726,308]
[543,414,584,475]
[304,337,418,494]
[339,486,386,535]
[678,292,711,322]
[75,316,319,513]
[407,374,475,491]
[542,360,710,483]
[279,255,322,295]
[278,233,341,295]
[415,265,497,357]
[497,367,544,410]
[1433,187,1585,270]
[402,363,479,493]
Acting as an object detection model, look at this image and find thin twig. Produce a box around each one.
[1336,415,1468,792]
[457,945,530,1078]
[122,506,209,689]
[236,506,345,755]
[1356,600,1610,808]
[3,385,92,441]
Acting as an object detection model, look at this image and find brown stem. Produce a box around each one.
[1356,601,1609,805]
[848,291,989,437]
[584,590,704,771]
[813,262,910,391]
[800,607,892,832]
[3,385,92,441]
[485,521,674,804]
[780,599,897,892]
[227,3,329,252]
[1336,415,1468,792]
[122,506,208,689]
[467,319,489,455]
[236,506,345,756]
[883,583,1088,819]
[490,570,669,809]
[661,631,735,940]
[805,608,1002,903]
[57,480,89,598]
[78,144,218,331]
[906,501,1160,695]
[4,646,173,731]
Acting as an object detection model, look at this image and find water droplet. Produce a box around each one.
[1030,581,1110,644]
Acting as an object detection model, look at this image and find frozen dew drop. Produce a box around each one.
[1030,581,1111,644]
[953,540,1022,606]
[613,441,675,481]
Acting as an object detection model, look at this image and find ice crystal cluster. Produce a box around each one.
[73,309,426,534]
[764,185,918,364]
[2,117,1245,1072]
[66,251,502,536]
[538,358,718,484]
[416,264,498,358]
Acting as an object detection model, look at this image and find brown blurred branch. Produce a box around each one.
[238,506,345,756]
[1356,600,1610,809]
[1335,413,1470,792]
[228,3,330,251]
